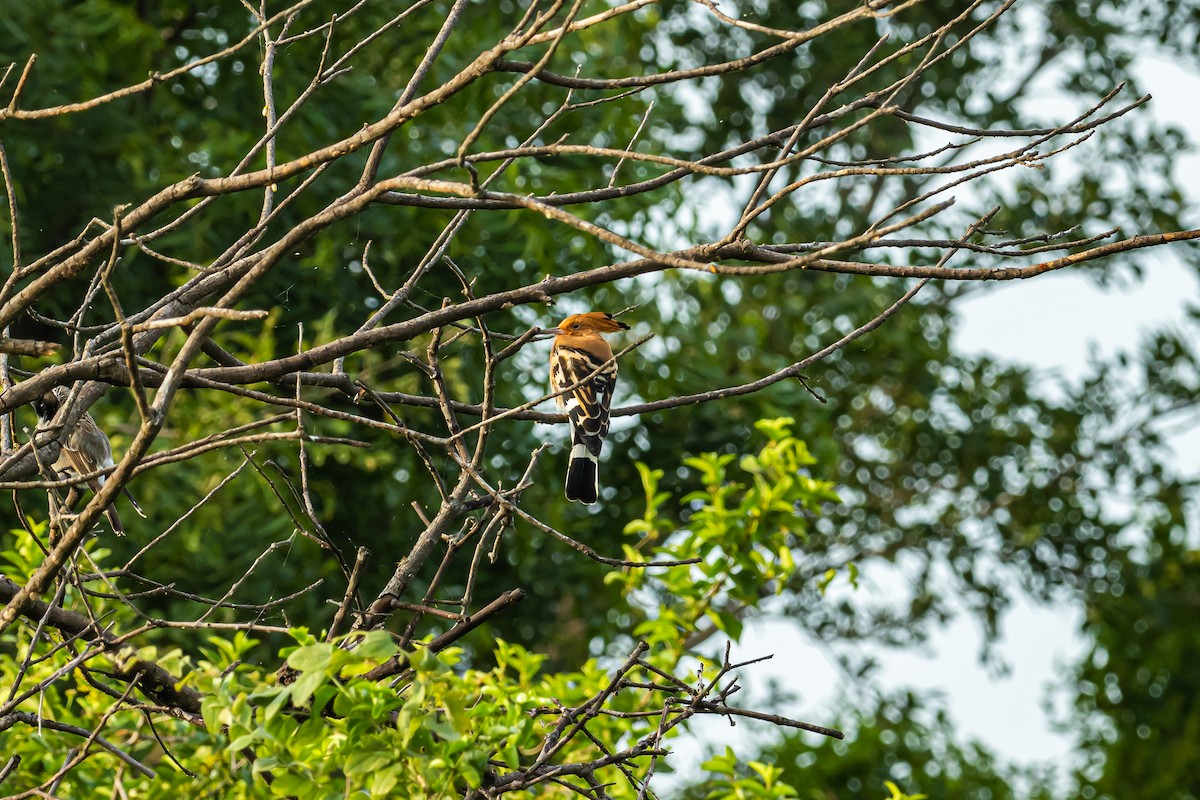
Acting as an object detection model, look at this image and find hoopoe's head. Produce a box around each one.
[549,312,630,337]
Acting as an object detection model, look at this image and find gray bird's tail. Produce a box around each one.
[123,487,146,518]
[104,504,125,536]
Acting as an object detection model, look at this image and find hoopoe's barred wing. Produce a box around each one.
[551,343,618,504]
[551,345,617,444]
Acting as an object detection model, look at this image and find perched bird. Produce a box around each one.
[548,312,630,504]
[33,386,143,535]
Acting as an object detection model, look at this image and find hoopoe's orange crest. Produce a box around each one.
[556,312,630,335]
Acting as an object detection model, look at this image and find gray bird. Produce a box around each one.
[33,386,143,535]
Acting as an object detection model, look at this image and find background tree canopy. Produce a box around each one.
[0,1,1196,798]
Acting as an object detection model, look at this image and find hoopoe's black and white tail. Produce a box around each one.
[565,442,600,504]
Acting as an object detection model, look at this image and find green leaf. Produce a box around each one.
[752,417,794,440]
[369,766,401,797]
[287,643,334,673]
[444,689,471,734]
[227,731,259,751]
[701,746,739,775]
[201,695,224,734]
[354,630,400,660]
[345,751,393,777]
[289,668,328,708]
[269,772,313,797]
[818,568,837,594]
[263,685,292,722]
[408,647,436,672]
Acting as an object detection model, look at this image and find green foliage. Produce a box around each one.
[200,633,507,799]
[0,423,848,796]
[612,418,838,650]
[700,747,801,800]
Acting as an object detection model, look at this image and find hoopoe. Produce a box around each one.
[548,312,630,504]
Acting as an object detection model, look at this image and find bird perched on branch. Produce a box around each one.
[548,312,630,504]
[33,386,144,535]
